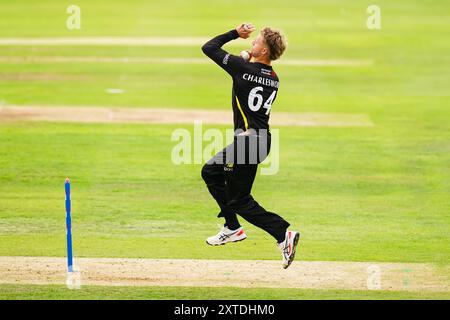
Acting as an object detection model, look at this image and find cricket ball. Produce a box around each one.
[240,50,252,62]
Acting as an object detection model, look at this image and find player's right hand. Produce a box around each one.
[236,22,255,39]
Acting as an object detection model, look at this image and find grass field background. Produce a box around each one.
[0,0,449,299]
[1,284,448,300]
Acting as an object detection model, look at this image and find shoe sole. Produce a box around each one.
[206,236,247,246]
[283,232,300,269]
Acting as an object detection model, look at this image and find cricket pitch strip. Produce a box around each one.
[0,106,374,127]
[0,256,448,292]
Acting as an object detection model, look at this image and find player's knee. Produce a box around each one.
[201,164,213,183]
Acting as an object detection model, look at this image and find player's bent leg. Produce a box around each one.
[201,162,222,185]
[201,161,233,218]
[206,225,247,246]
[201,145,227,185]
[227,195,290,242]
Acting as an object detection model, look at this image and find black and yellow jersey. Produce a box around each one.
[202,29,279,132]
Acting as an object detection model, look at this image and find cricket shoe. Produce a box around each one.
[206,226,247,246]
[278,230,300,269]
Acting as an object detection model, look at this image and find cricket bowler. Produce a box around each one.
[201,23,300,269]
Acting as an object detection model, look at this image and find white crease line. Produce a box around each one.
[0,38,374,66]
[0,56,374,67]
[0,37,241,46]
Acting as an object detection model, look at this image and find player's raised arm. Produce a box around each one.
[201,23,255,76]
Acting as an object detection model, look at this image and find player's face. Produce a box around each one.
[251,33,268,59]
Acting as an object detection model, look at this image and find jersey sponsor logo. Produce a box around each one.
[224,163,234,172]
[223,53,230,65]
[242,73,279,89]
[261,68,272,76]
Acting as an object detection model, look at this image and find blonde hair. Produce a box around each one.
[261,27,287,61]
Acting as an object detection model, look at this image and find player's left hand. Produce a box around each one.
[236,22,255,39]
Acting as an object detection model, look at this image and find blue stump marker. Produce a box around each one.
[65,178,73,273]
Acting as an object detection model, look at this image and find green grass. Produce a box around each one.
[1,284,449,300]
[0,1,449,110]
[0,122,448,264]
